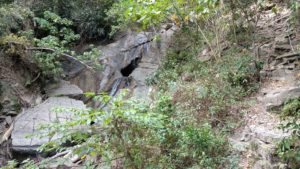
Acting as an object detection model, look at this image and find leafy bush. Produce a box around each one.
[68,0,115,40]
[28,91,230,168]
[281,98,300,118]
[30,11,80,79]
[218,47,260,92]
[0,0,13,5]
[277,136,300,169]
[108,0,219,35]
[0,4,33,36]
[0,34,31,54]
[277,98,300,168]
[23,0,115,41]
[0,160,18,169]
[147,44,259,129]
[0,10,102,80]
[146,49,196,88]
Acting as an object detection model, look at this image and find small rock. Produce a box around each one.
[241,133,252,142]
[35,96,43,105]
[275,36,288,46]
[181,73,194,82]
[274,163,288,169]
[198,48,211,62]
[258,44,272,56]
[71,154,80,163]
[7,111,18,116]
[0,116,5,122]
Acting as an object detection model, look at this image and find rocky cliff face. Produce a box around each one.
[98,26,176,99]
[4,26,176,159]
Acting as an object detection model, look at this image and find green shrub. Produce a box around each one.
[0,160,18,169]
[31,11,80,79]
[24,0,115,41]
[160,123,229,169]
[28,91,230,168]
[147,44,259,129]
[68,0,115,40]
[277,98,300,168]
[0,4,33,36]
[281,98,300,118]
[0,10,101,80]
[0,0,13,5]
[146,48,198,90]
[218,47,260,94]
[277,136,300,169]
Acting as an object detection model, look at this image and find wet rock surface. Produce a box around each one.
[98,31,153,92]
[99,26,176,99]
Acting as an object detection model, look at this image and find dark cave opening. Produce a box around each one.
[121,57,141,77]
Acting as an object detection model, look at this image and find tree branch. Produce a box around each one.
[276,52,300,60]
[26,47,95,72]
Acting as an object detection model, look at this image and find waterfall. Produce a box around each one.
[99,77,124,109]
[109,77,124,97]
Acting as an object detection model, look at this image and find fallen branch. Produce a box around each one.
[0,122,14,145]
[49,150,70,160]
[26,47,95,73]
[2,41,96,72]
[276,52,300,60]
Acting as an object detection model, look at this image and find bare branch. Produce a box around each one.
[26,47,96,72]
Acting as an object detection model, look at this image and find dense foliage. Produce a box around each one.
[2,0,299,168]
[277,98,300,168]
[30,91,230,168]
[0,4,102,81]
[18,0,115,41]
[146,34,260,130]
[0,4,33,36]
[109,0,219,29]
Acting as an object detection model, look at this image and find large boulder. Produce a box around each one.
[11,97,86,154]
[45,80,83,98]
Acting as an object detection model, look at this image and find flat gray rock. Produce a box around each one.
[262,85,300,110]
[11,97,86,153]
[45,80,83,98]
[249,125,289,144]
